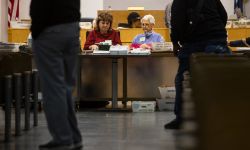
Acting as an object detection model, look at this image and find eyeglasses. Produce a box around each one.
[141,23,150,27]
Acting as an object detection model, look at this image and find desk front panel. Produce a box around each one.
[78,54,178,100]
[227,28,247,41]
[8,28,30,43]
[246,28,250,37]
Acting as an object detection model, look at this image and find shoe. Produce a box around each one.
[72,141,83,150]
[39,141,73,150]
[164,119,181,129]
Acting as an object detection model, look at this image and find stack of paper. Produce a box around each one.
[109,45,128,54]
[130,48,151,55]
[93,50,110,54]
[236,47,250,51]
[0,43,20,52]
[151,42,173,52]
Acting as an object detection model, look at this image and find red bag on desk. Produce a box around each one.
[130,43,152,49]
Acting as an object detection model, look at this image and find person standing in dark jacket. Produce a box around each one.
[30,0,82,149]
[165,0,231,129]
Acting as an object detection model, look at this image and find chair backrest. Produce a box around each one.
[118,23,130,28]
[80,18,94,23]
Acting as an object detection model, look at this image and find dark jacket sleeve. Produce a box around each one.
[170,0,187,44]
[216,0,228,26]
[84,31,96,50]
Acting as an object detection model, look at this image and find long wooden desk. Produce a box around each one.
[78,52,177,108]
[8,28,250,47]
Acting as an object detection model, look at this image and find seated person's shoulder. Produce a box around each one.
[110,29,120,35]
[135,33,145,38]
[153,32,165,41]
[112,29,119,32]
[87,30,96,35]
[153,32,162,36]
[246,37,250,44]
[133,34,145,41]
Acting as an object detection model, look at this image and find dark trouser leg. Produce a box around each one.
[174,55,189,122]
[64,42,82,143]
[33,22,81,144]
[174,41,230,122]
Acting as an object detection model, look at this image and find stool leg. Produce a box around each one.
[14,73,22,136]
[32,70,38,127]
[4,75,12,142]
[24,71,31,130]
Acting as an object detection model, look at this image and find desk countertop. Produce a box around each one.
[79,51,174,57]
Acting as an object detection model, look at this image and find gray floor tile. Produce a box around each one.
[0,110,176,150]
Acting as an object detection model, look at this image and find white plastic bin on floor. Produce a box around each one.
[158,86,176,99]
[132,101,156,112]
[156,98,175,111]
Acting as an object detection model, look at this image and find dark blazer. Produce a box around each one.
[30,0,80,39]
[171,0,227,44]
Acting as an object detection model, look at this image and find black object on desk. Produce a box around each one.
[98,44,111,51]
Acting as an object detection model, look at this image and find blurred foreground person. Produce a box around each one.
[165,0,231,129]
[30,0,82,149]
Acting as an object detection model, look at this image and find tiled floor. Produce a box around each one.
[0,110,177,150]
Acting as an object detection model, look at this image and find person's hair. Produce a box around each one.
[141,14,155,24]
[96,12,113,31]
[127,12,141,27]
[92,18,97,29]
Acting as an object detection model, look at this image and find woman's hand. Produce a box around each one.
[89,45,99,50]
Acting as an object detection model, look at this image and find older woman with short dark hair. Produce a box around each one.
[84,12,121,50]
